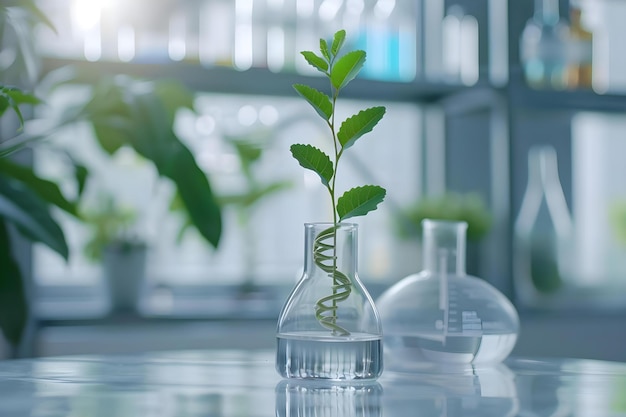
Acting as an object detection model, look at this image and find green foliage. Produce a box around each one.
[290,29,387,225]
[330,50,366,90]
[0,177,69,259]
[0,1,61,350]
[337,185,386,221]
[610,200,626,246]
[290,144,333,186]
[0,220,27,350]
[220,129,292,213]
[398,192,492,242]
[293,84,332,120]
[337,106,385,150]
[0,86,40,129]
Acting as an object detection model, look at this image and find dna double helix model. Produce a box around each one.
[312,226,352,336]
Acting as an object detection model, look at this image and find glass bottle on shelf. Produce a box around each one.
[520,0,570,89]
[376,220,519,369]
[513,145,574,306]
[442,5,464,83]
[566,2,593,89]
[276,223,383,381]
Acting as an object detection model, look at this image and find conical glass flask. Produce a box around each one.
[376,220,519,369]
[276,223,383,380]
[513,145,574,305]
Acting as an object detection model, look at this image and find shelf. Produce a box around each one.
[428,81,626,116]
[41,57,479,103]
[507,75,626,113]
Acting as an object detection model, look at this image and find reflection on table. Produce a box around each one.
[0,350,625,416]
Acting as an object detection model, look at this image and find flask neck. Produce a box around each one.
[422,220,467,276]
[304,223,358,278]
[528,145,561,189]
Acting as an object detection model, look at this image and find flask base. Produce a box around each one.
[384,332,518,368]
[276,332,383,380]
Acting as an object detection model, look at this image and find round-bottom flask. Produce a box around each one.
[276,223,383,380]
[377,220,519,369]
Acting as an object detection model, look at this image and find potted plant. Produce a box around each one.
[395,192,492,275]
[82,195,147,313]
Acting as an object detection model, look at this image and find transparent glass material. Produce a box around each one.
[275,380,382,417]
[376,220,519,369]
[276,223,383,381]
[514,146,574,306]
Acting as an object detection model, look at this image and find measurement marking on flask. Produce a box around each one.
[439,250,449,343]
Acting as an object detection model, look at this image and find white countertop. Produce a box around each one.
[1,349,625,416]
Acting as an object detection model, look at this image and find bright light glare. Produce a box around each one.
[238,105,257,126]
[72,0,103,31]
[374,0,395,19]
[169,13,187,61]
[267,27,285,73]
[319,0,343,21]
[297,0,315,18]
[346,0,364,15]
[118,25,135,62]
[259,105,279,125]
[196,115,216,135]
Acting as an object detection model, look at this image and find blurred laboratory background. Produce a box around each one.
[2,0,626,362]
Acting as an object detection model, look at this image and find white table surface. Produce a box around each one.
[1,349,625,416]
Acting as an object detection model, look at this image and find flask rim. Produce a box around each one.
[422,219,468,231]
[304,222,358,230]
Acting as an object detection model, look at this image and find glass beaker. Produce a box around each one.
[276,223,383,380]
[376,220,519,368]
[514,145,574,305]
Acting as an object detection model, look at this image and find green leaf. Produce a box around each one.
[153,79,195,125]
[82,80,135,154]
[0,86,41,128]
[290,144,334,186]
[320,38,330,61]
[0,86,40,106]
[73,162,89,198]
[301,51,329,73]
[0,133,46,158]
[91,115,135,155]
[231,139,263,164]
[337,185,386,221]
[330,50,366,90]
[331,30,346,57]
[293,84,332,121]
[0,159,78,216]
[166,145,222,248]
[220,180,292,208]
[0,219,28,349]
[0,177,69,259]
[337,106,386,150]
[15,0,57,33]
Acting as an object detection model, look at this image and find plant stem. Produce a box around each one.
[328,76,345,326]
